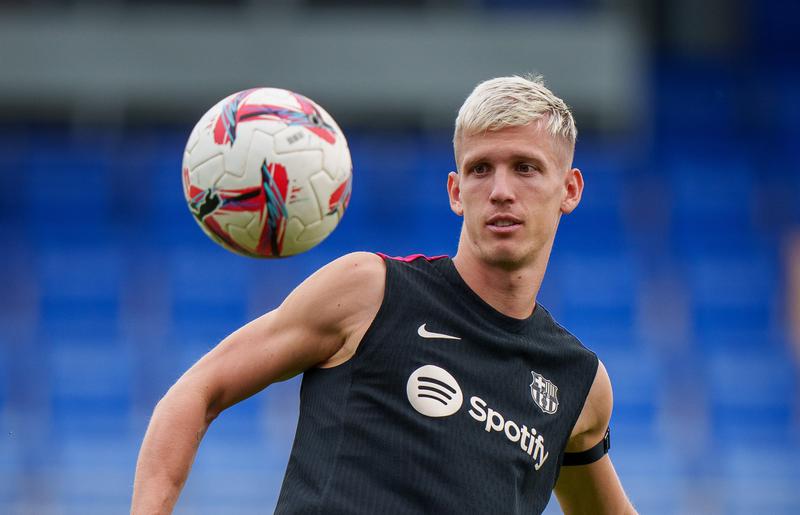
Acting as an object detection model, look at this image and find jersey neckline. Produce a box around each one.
[433,257,546,333]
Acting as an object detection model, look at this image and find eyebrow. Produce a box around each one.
[461,152,550,170]
[509,153,548,165]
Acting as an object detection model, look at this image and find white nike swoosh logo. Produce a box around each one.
[417,324,461,340]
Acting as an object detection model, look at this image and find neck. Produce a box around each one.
[451,244,551,320]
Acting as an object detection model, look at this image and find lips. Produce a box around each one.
[486,214,523,227]
[486,214,523,233]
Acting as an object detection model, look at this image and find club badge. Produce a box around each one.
[530,371,559,415]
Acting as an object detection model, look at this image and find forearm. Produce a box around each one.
[131,387,215,514]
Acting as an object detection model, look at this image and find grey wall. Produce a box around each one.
[0,6,645,129]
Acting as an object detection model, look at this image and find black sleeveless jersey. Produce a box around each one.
[274,254,598,514]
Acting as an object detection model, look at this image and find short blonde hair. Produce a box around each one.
[454,75,577,158]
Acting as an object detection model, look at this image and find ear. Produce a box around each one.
[447,171,463,216]
[560,168,583,214]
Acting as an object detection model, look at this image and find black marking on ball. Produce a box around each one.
[191,189,220,220]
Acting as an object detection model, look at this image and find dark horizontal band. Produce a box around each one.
[561,427,611,466]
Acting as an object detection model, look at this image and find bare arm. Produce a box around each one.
[554,361,637,515]
[131,252,385,514]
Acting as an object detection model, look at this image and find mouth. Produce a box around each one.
[486,215,523,233]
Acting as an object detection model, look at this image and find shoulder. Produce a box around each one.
[276,252,385,334]
[316,251,386,286]
[303,252,387,367]
[296,252,386,303]
[537,305,599,360]
[320,252,386,319]
[301,251,386,316]
[566,359,613,452]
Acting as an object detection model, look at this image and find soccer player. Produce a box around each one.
[132,75,636,514]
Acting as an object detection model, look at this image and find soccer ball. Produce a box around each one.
[182,87,352,258]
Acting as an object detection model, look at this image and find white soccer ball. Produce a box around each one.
[182,87,352,258]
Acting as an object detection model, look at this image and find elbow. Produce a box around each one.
[154,379,222,429]
[201,380,226,425]
[205,399,223,425]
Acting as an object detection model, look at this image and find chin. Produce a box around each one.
[479,245,529,269]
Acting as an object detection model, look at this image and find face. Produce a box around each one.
[448,123,583,269]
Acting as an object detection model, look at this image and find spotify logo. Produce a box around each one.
[406,365,463,417]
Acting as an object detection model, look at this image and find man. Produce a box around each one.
[132,75,636,514]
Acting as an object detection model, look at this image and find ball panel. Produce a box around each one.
[321,143,342,181]
[198,212,253,256]
[295,214,339,244]
[188,155,226,190]
[226,211,261,255]
[217,130,274,191]
[219,129,253,181]
[279,217,310,256]
[309,169,352,221]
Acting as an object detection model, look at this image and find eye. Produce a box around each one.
[470,163,489,175]
[516,163,538,174]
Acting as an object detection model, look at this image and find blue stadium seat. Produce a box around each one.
[0,131,29,223]
[544,140,633,253]
[666,149,758,256]
[38,245,122,341]
[49,341,133,438]
[707,345,796,444]
[149,149,199,246]
[555,252,639,349]
[721,444,800,514]
[346,131,427,237]
[686,252,778,351]
[167,248,249,327]
[53,434,140,514]
[600,348,661,437]
[24,132,117,245]
[655,62,740,138]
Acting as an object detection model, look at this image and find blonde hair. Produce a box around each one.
[454,74,577,157]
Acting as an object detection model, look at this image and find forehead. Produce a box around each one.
[456,123,570,170]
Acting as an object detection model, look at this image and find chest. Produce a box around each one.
[350,315,576,476]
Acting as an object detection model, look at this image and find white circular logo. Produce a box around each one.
[406,365,463,417]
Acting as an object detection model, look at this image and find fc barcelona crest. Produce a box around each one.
[530,371,559,415]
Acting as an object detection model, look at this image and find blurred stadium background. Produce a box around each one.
[1,0,798,513]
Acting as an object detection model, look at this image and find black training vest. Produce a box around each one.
[275,255,598,514]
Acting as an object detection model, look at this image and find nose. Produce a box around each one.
[489,169,515,203]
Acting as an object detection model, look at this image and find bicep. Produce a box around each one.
[554,456,634,514]
[555,360,635,514]
[172,252,385,417]
[566,360,612,452]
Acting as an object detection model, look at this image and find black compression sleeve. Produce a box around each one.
[561,427,611,466]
